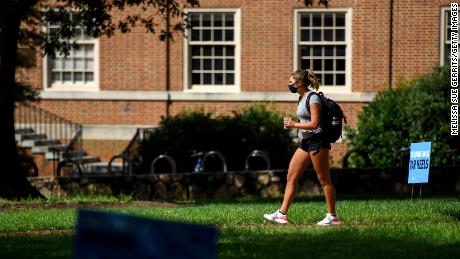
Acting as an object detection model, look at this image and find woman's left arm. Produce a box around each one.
[284,103,320,130]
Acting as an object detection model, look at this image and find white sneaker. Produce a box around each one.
[263,210,289,224]
[317,214,340,226]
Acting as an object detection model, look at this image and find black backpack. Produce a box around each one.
[305,91,347,143]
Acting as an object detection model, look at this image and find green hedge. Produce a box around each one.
[345,65,459,167]
[138,104,296,173]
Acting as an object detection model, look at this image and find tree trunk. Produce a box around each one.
[0,1,42,199]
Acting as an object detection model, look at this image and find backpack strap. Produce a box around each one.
[305,91,321,114]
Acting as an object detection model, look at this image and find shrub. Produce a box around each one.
[345,65,459,167]
[138,104,296,173]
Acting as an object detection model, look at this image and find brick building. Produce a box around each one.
[19,0,456,170]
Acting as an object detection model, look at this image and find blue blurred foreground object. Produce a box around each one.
[73,209,217,259]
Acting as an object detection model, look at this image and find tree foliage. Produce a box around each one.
[345,65,459,167]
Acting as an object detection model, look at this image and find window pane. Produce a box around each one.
[191,29,200,41]
[336,14,345,26]
[63,59,72,69]
[203,29,211,41]
[74,58,83,69]
[202,14,211,27]
[203,73,212,84]
[324,29,333,41]
[51,58,61,69]
[214,59,223,70]
[192,73,201,84]
[336,59,345,71]
[85,59,93,70]
[447,11,451,26]
[215,46,223,56]
[226,46,234,56]
[313,46,322,56]
[324,14,333,26]
[325,46,334,56]
[301,29,310,41]
[203,59,212,70]
[85,45,94,56]
[85,72,94,82]
[73,28,82,39]
[74,72,83,82]
[301,59,309,70]
[300,46,310,57]
[226,59,234,70]
[325,59,333,71]
[51,72,60,82]
[324,74,333,85]
[203,46,212,56]
[225,14,234,27]
[336,74,345,85]
[448,28,452,41]
[312,13,322,26]
[215,73,223,85]
[336,45,346,56]
[191,14,200,27]
[336,29,345,41]
[225,30,234,41]
[74,47,84,57]
[214,14,223,27]
[313,59,322,70]
[226,73,234,84]
[300,14,310,26]
[312,29,321,41]
[192,46,201,56]
[192,58,201,70]
[214,29,223,41]
[445,44,451,64]
[63,72,72,82]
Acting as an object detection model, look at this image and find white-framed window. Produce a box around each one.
[440,7,452,66]
[293,9,352,93]
[183,9,241,92]
[43,13,99,91]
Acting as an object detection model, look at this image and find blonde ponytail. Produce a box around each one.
[306,69,320,91]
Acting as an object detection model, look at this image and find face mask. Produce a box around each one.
[288,83,298,93]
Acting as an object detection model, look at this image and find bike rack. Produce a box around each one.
[56,159,82,177]
[202,151,227,173]
[150,154,177,174]
[341,148,371,168]
[107,153,131,176]
[393,146,410,168]
[245,150,270,171]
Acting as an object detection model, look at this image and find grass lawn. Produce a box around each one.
[0,194,459,258]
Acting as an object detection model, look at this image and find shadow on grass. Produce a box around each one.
[0,235,73,259]
[192,192,460,205]
[219,227,460,259]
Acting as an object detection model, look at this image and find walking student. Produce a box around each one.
[263,69,339,226]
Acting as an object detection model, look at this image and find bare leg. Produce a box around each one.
[310,147,336,214]
[280,148,311,213]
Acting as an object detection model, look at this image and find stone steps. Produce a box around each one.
[15,127,104,176]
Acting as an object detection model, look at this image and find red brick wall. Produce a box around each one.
[17,0,452,167]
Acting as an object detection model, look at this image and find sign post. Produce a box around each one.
[408,142,431,199]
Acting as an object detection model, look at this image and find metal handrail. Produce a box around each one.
[245,150,270,171]
[15,102,83,176]
[107,127,156,175]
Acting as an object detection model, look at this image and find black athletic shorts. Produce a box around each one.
[299,135,331,153]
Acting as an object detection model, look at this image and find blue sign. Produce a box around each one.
[73,209,217,259]
[408,142,431,184]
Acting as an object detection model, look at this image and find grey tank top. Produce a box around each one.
[297,93,322,140]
